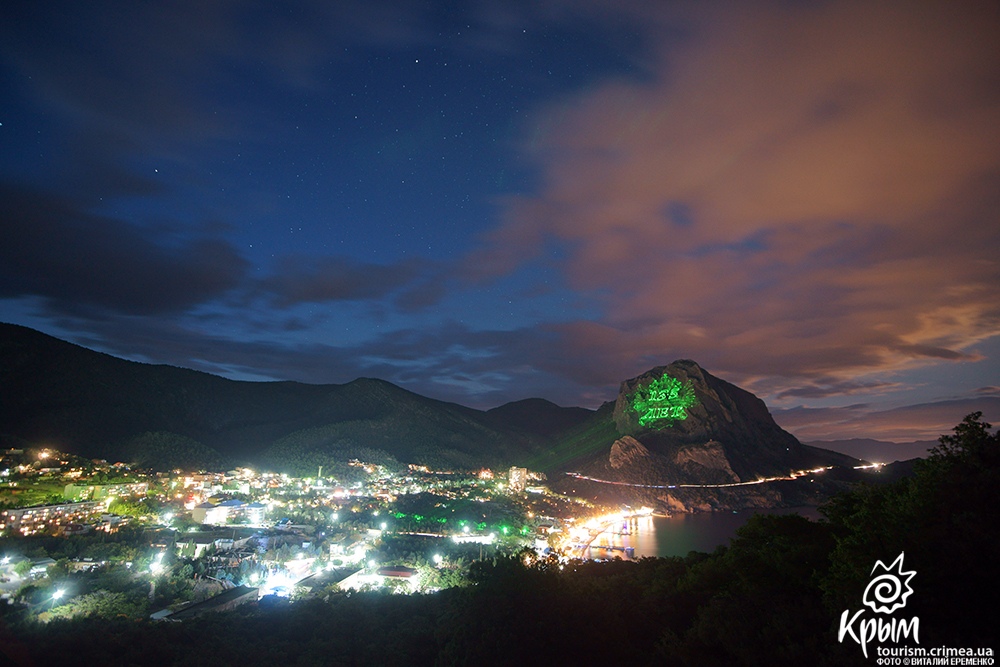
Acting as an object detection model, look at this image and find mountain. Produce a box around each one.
[804,438,935,463]
[543,361,864,511]
[486,398,593,439]
[0,323,562,472]
[0,324,870,511]
[772,398,1000,443]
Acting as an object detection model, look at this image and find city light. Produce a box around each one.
[150,551,165,574]
[259,571,295,597]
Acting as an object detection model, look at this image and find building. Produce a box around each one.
[245,502,266,524]
[0,501,104,536]
[508,467,528,493]
[63,481,149,501]
[377,565,418,579]
[191,501,230,525]
[191,499,263,525]
[329,536,367,563]
[337,566,421,593]
[29,557,56,576]
[155,585,258,621]
[174,530,253,558]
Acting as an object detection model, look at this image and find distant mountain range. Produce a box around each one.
[804,438,935,463]
[0,323,890,510]
[0,323,589,474]
[772,397,1000,443]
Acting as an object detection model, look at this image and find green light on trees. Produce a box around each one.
[632,374,699,428]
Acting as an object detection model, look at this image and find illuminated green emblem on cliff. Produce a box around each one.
[632,374,699,428]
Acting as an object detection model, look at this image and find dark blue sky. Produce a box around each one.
[2,1,998,441]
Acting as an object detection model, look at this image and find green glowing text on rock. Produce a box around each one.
[632,374,699,428]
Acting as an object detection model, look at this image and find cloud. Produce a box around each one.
[37,314,601,408]
[257,256,438,307]
[773,397,1000,442]
[0,185,248,316]
[3,0,997,418]
[477,0,1000,398]
[774,379,903,401]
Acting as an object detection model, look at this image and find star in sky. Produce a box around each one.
[1,0,998,442]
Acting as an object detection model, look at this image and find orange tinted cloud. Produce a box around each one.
[773,397,1000,442]
[484,0,1000,399]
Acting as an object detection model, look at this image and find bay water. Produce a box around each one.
[588,506,824,559]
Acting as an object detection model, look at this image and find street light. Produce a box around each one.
[150,551,165,574]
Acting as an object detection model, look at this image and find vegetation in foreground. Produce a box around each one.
[0,413,996,667]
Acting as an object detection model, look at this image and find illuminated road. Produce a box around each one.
[562,464,867,490]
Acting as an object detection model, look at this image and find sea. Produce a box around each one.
[587,506,824,559]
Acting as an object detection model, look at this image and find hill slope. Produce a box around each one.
[545,361,863,510]
[0,323,553,471]
[0,324,864,510]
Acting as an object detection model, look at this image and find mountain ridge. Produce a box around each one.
[1,323,871,510]
[804,438,935,462]
[0,323,571,471]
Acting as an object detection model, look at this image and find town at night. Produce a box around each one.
[1,1,998,664]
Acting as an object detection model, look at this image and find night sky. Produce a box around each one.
[2,1,998,442]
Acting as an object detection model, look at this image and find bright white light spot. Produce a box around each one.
[260,571,295,597]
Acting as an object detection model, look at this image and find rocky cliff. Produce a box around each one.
[552,360,861,511]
